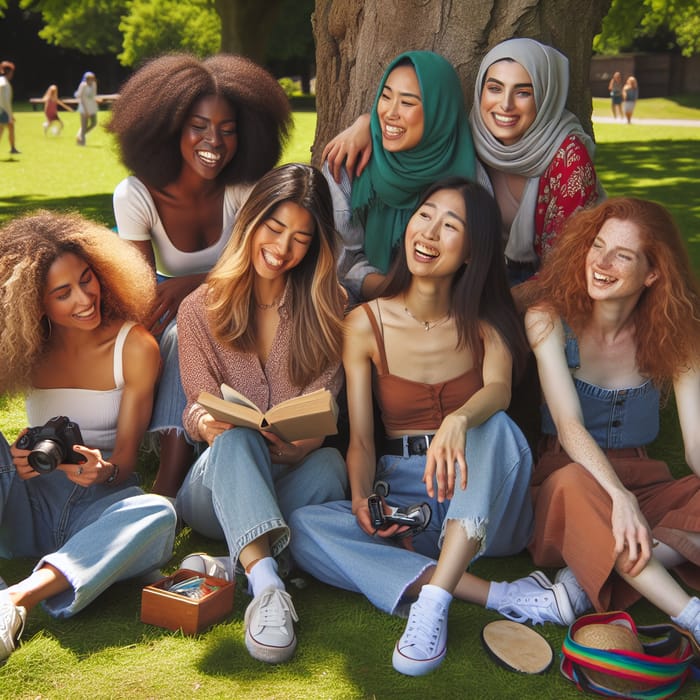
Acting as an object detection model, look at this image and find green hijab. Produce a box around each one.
[350,51,476,273]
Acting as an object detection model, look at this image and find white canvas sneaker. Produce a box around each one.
[244,586,298,664]
[0,591,26,663]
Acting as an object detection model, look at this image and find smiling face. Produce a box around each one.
[180,94,238,180]
[251,201,315,284]
[404,188,469,278]
[479,59,537,146]
[376,64,425,152]
[43,253,102,332]
[585,217,658,302]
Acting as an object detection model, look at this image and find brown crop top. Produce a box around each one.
[361,303,483,434]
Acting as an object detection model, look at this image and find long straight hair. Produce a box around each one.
[206,163,344,387]
[380,177,528,380]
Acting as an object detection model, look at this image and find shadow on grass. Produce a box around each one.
[596,140,700,265]
[0,193,115,227]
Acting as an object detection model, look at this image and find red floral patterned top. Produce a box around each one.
[535,134,599,262]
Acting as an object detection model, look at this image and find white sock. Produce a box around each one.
[419,584,452,611]
[485,581,509,611]
[671,596,700,638]
[247,557,284,598]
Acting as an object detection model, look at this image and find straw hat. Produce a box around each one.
[574,622,645,693]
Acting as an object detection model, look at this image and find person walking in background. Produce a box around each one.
[0,60,19,154]
[40,84,74,136]
[608,71,623,120]
[75,71,99,146]
[623,75,639,124]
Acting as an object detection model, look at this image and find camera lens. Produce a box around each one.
[28,439,64,473]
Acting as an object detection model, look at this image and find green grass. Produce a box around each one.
[2,99,700,699]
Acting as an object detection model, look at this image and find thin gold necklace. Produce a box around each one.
[403,298,449,332]
[255,296,280,310]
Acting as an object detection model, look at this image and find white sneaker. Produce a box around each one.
[179,552,231,581]
[0,591,26,662]
[244,586,298,663]
[495,571,576,626]
[392,596,448,676]
[555,567,592,617]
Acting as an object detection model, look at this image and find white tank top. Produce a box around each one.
[25,322,135,452]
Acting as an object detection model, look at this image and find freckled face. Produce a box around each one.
[376,65,425,152]
[180,95,238,179]
[479,60,537,146]
[585,218,658,302]
[251,201,315,282]
[43,253,101,331]
[404,188,469,278]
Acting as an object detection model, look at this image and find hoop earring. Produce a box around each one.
[44,316,52,336]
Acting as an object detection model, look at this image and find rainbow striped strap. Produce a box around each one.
[561,611,695,699]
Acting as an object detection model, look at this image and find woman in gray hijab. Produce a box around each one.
[470,38,601,288]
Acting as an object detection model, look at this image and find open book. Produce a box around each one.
[197,384,338,443]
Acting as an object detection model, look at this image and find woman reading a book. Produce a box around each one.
[289,179,576,677]
[175,163,347,665]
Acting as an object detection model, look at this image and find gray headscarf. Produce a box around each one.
[469,38,595,262]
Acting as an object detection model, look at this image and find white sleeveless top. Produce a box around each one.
[25,322,135,452]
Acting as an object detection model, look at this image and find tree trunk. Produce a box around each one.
[216,0,284,63]
[311,0,612,165]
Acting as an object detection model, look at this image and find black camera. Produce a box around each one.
[367,485,432,538]
[16,416,84,474]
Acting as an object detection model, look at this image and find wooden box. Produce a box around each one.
[140,569,235,635]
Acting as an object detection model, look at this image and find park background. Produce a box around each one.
[1,1,700,698]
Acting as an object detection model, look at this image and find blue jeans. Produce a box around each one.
[176,428,348,566]
[289,411,533,615]
[0,432,177,618]
[148,318,188,437]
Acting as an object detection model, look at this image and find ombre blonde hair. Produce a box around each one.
[206,163,344,387]
[0,210,155,393]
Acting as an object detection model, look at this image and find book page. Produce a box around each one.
[220,383,259,410]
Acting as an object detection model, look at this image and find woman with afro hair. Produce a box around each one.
[108,53,291,496]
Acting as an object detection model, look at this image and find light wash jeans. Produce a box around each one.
[176,428,348,567]
[148,318,188,436]
[289,411,533,615]
[0,432,177,618]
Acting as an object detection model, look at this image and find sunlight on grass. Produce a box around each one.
[1,100,700,700]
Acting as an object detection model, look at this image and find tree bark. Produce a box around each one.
[311,0,612,165]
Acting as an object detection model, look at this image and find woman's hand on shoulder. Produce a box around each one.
[322,113,372,183]
[524,305,559,351]
[609,488,653,577]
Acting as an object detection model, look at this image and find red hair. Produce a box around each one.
[532,198,700,385]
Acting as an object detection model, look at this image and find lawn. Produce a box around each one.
[1,99,700,699]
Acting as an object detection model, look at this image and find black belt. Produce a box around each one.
[383,434,435,458]
[505,257,539,274]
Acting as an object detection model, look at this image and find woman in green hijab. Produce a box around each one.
[325,51,476,302]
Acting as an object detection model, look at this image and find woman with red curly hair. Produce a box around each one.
[523,197,700,645]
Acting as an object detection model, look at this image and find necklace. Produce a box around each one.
[403,303,449,332]
[255,296,280,310]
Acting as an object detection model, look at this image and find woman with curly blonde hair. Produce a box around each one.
[0,211,176,663]
[175,163,347,665]
[520,197,700,648]
[108,52,292,496]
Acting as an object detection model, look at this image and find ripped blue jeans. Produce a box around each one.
[289,411,533,615]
